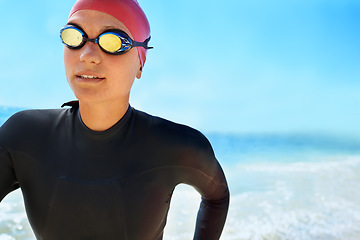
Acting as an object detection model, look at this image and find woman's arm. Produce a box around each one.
[193,160,229,239]
[178,134,230,240]
[0,114,23,202]
[0,144,19,202]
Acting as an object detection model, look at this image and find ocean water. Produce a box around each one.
[1,107,360,240]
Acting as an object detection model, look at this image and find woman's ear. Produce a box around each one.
[136,66,143,79]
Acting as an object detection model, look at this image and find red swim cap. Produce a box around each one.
[69,0,151,68]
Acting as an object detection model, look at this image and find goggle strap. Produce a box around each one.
[133,36,153,50]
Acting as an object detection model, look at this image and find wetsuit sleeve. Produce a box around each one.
[0,147,19,201]
[193,161,229,240]
[0,119,20,202]
[180,135,230,240]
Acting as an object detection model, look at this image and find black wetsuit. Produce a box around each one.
[0,102,229,240]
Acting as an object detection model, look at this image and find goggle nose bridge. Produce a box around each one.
[82,36,99,44]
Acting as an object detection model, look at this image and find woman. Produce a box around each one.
[0,0,229,239]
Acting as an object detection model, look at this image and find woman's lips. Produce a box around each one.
[75,74,105,83]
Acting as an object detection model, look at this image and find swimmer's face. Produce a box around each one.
[64,10,142,105]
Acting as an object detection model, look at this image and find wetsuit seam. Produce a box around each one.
[123,165,211,181]
[8,149,60,179]
[177,165,228,199]
[125,165,224,199]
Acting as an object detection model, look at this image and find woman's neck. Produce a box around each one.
[78,99,129,132]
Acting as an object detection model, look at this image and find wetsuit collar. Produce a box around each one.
[62,100,133,139]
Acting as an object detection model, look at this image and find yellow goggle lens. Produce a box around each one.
[62,28,83,47]
[99,33,122,53]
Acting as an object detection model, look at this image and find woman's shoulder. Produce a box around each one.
[6,108,69,125]
[0,108,72,148]
[1,108,71,135]
[132,108,212,151]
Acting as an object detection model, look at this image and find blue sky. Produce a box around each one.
[0,0,359,135]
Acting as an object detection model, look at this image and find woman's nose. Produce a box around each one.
[79,42,102,64]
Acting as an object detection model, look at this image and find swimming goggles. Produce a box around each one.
[60,24,153,55]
